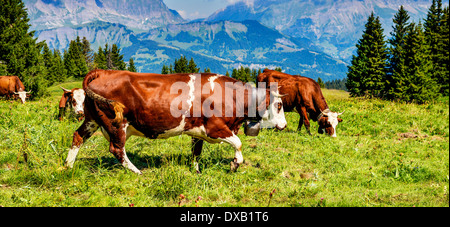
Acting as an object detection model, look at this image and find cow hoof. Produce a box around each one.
[230,161,240,172]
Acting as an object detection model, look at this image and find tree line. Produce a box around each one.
[1,0,136,99]
[346,0,449,103]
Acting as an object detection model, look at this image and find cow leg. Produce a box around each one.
[65,120,99,168]
[108,125,142,175]
[299,106,311,135]
[296,106,304,132]
[191,138,204,173]
[220,133,243,172]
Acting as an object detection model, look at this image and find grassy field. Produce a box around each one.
[0,82,448,207]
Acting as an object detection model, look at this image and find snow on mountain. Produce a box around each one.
[24,0,185,32]
[207,0,448,61]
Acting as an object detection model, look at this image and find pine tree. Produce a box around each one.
[65,39,88,78]
[111,44,126,70]
[94,46,107,69]
[346,12,389,98]
[0,0,48,98]
[440,7,449,95]
[386,6,410,100]
[51,49,66,82]
[174,56,188,73]
[317,77,325,88]
[81,37,94,71]
[188,58,199,73]
[161,64,169,74]
[128,58,137,72]
[403,22,437,103]
[424,0,447,95]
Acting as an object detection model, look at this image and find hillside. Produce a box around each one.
[207,0,447,61]
[24,0,185,32]
[24,0,349,80]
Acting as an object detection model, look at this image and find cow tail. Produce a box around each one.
[83,70,125,126]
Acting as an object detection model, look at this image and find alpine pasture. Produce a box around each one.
[0,81,448,207]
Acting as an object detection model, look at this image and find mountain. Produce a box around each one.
[24,0,352,81]
[24,0,185,32]
[130,20,348,80]
[207,0,447,61]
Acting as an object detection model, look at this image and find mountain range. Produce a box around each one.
[207,0,443,60]
[23,0,448,81]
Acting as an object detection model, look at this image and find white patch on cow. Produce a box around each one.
[65,146,80,168]
[186,74,196,111]
[185,125,221,144]
[15,91,28,103]
[219,133,243,164]
[85,121,98,135]
[326,112,339,138]
[157,116,186,139]
[123,122,145,140]
[121,147,142,175]
[207,75,222,92]
[72,89,85,114]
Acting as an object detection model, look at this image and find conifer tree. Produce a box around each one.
[188,58,199,73]
[111,44,126,70]
[403,22,437,103]
[386,6,410,100]
[51,49,67,83]
[81,37,94,71]
[0,0,48,98]
[346,12,388,98]
[424,0,448,95]
[128,58,137,72]
[94,46,107,69]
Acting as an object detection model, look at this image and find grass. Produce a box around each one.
[0,83,448,207]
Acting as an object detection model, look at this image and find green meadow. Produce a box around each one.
[0,82,448,207]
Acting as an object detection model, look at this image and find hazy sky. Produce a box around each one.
[163,0,240,20]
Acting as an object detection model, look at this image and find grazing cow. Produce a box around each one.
[0,76,31,103]
[257,69,344,137]
[58,87,85,121]
[65,70,287,174]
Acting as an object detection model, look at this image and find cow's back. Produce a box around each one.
[257,69,327,112]
[0,76,15,96]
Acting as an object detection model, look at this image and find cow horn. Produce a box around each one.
[60,86,71,92]
[338,110,345,116]
[26,90,31,93]
[14,92,19,94]
[321,109,331,116]
[271,91,287,98]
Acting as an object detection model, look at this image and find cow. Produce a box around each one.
[58,87,85,121]
[257,69,344,137]
[64,69,287,174]
[0,76,31,103]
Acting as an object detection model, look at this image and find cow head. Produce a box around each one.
[260,89,288,131]
[14,91,31,104]
[61,87,85,116]
[318,109,344,137]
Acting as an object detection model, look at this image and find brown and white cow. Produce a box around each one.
[0,76,31,103]
[58,87,85,121]
[65,70,287,174]
[257,69,344,137]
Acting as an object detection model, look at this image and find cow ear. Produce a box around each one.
[338,118,343,123]
[59,93,70,108]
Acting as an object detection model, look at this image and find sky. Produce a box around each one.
[163,0,242,20]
